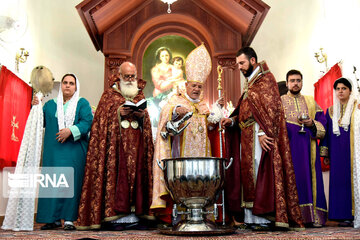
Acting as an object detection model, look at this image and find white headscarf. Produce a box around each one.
[332,77,355,136]
[57,74,80,130]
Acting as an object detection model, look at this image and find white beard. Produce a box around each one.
[119,79,139,98]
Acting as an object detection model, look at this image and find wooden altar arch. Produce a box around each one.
[76,0,270,105]
[129,14,213,69]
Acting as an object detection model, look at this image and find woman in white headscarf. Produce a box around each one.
[320,77,357,227]
[33,73,93,230]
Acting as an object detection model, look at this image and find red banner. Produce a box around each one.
[314,63,342,171]
[314,63,342,112]
[0,66,33,169]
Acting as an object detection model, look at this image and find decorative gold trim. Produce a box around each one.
[241,201,254,208]
[313,120,326,139]
[168,106,174,154]
[329,106,334,119]
[186,80,203,83]
[290,226,306,231]
[350,101,357,216]
[238,117,255,130]
[10,116,19,142]
[315,207,328,212]
[310,137,318,220]
[206,122,211,156]
[303,95,324,222]
[76,224,101,230]
[181,116,187,157]
[306,95,318,222]
[104,214,125,222]
[117,106,122,136]
[150,204,166,209]
[259,61,270,75]
[274,221,289,228]
[139,215,157,221]
[304,95,315,119]
[299,203,313,207]
[319,146,328,157]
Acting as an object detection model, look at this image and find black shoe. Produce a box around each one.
[102,222,121,231]
[103,222,139,231]
[134,221,148,230]
[40,222,62,230]
[338,220,353,227]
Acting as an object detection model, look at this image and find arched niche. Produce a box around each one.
[77,0,270,106]
[104,14,238,105]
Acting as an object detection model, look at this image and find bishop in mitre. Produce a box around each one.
[150,44,224,223]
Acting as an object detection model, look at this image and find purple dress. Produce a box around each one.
[321,107,353,221]
[282,93,327,225]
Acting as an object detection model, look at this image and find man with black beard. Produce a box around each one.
[281,69,327,227]
[77,62,154,231]
[221,47,303,230]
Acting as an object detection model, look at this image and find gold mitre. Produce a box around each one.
[185,44,212,84]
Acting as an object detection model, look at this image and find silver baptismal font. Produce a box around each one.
[157,157,234,235]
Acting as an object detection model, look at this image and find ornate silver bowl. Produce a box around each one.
[157,157,233,234]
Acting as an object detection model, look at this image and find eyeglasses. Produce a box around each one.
[122,74,136,80]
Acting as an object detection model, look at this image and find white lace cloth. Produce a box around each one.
[1,92,44,231]
[353,106,360,228]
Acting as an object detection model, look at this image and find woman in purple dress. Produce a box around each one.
[320,78,357,227]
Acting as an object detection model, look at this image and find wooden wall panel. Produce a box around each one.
[76,0,270,106]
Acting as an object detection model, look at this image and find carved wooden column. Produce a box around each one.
[216,56,241,107]
[104,56,128,88]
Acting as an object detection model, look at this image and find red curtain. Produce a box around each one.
[0,66,33,169]
[313,63,342,112]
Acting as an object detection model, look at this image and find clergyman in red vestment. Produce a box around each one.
[221,47,304,230]
[77,62,154,230]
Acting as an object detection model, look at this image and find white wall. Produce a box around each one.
[0,0,104,106]
[252,0,360,95]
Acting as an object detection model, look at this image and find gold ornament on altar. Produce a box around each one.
[185,43,212,84]
[314,48,328,72]
[15,48,29,73]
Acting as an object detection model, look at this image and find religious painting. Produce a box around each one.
[142,35,196,136]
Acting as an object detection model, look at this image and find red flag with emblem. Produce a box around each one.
[0,66,33,169]
[314,63,342,112]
